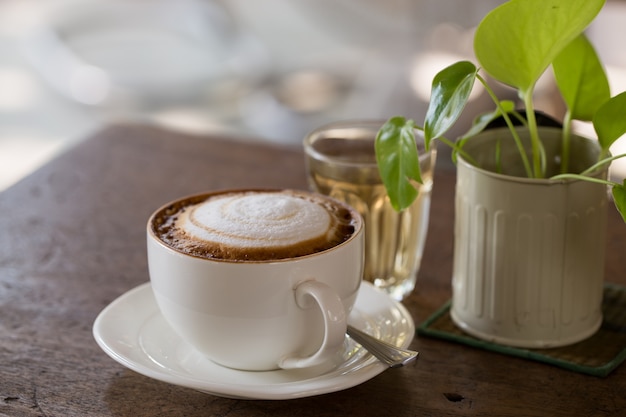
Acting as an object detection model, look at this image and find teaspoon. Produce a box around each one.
[346,325,418,368]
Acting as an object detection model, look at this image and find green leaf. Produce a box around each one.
[459,100,516,140]
[375,117,422,211]
[424,61,477,145]
[553,34,610,121]
[474,0,605,94]
[611,180,626,224]
[593,91,626,151]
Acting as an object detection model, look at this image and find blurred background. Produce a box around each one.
[1,0,625,190]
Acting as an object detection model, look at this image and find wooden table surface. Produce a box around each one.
[1,124,625,417]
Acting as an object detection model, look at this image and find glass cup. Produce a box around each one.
[303,120,437,301]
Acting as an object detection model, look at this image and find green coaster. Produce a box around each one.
[417,284,626,377]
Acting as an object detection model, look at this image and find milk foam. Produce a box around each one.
[157,190,355,261]
[179,192,331,249]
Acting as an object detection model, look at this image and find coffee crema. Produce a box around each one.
[152,190,357,261]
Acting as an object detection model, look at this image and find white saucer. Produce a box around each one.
[93,282,415,400]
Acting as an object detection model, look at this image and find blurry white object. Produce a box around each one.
[21,0,268,106]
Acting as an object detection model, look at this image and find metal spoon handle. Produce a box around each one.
[346,325,419,368]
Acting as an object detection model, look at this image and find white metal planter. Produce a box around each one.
[451,127,608,348]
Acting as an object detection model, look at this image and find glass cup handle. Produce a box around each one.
[278,280,346,369]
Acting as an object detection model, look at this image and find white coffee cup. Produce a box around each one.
[146,189,364,371]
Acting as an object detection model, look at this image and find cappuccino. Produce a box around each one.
[152,190,357,261]
[147,188,364,370]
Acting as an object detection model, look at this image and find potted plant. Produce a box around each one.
[375,0,626,347]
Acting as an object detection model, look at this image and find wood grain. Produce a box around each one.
[1,124,624,416]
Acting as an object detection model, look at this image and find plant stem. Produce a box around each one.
[495,139,502,173]
[438,136,478,166]
[477,74,533,177]
[550,173,619,187]
[523,88,543,178]
[551,153,626,186]
[579,152,626,176]
[561,110,572,174]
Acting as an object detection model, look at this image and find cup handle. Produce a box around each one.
[278,280,347,369]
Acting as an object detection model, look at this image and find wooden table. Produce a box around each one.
[1,124,625,417]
